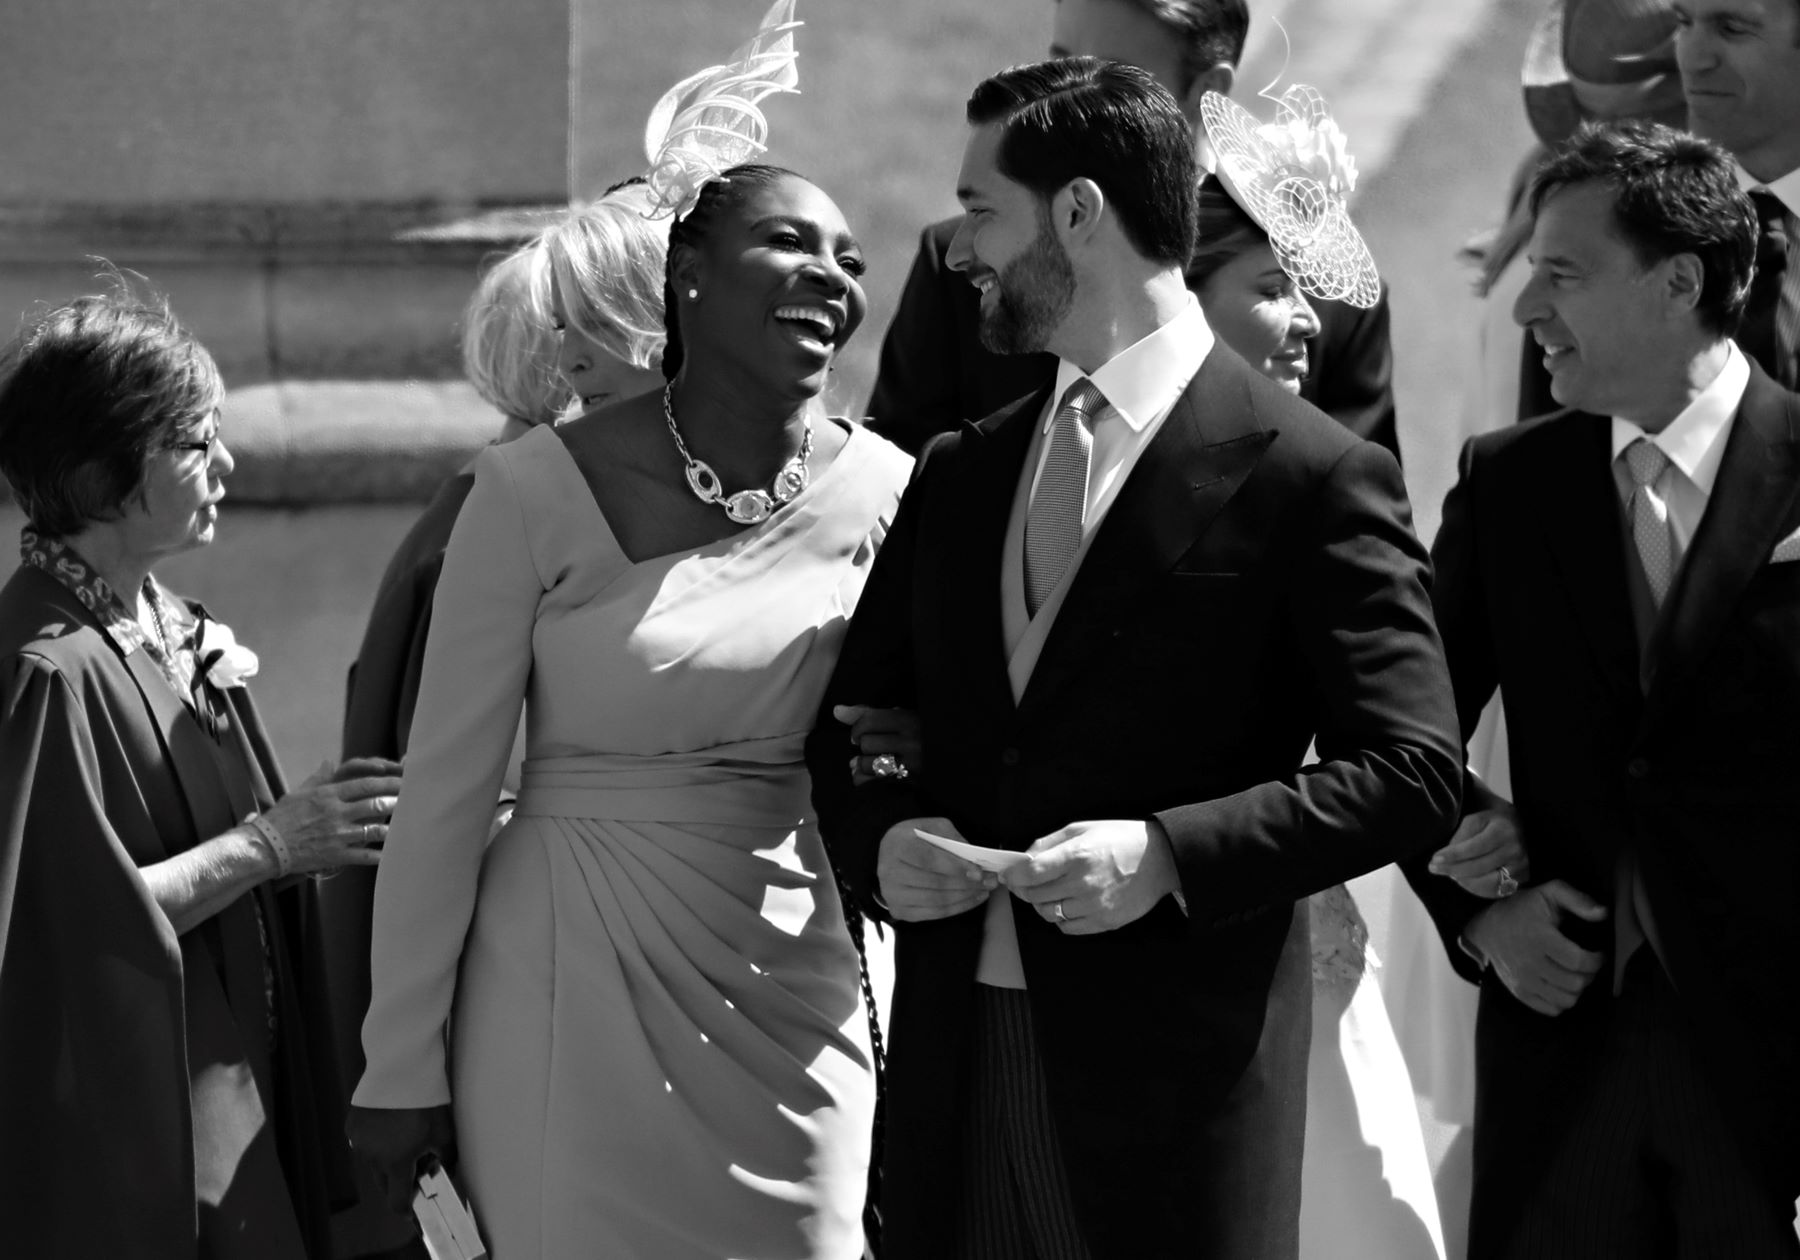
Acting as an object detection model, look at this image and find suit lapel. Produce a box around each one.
[936,389,1049,722]
[1536,414,1644,712]
[1643,369,1800,727]
[1018,353,1275,720]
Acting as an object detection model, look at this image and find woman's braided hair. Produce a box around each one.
[659,163,801,382]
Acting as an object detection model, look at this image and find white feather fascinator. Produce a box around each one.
[1200,85,1381,309]
[641,0,802,220]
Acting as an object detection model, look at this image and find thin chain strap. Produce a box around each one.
[836,868,887,1257]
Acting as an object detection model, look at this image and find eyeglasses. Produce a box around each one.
[167,429,220,461]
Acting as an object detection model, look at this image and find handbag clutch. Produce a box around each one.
[413,1164,489,1260]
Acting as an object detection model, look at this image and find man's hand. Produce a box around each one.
[1464,879,1608,1016]
[876,818,995,921]
[1429,799,1530,899]
[1002,819,1179,936]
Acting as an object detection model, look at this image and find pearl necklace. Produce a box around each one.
[662,384,812,525]
[142,580,179,663]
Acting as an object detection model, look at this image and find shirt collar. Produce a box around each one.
[1736,163,1800,218]
[1047,295,1213,433]
[1609,341,1747,494]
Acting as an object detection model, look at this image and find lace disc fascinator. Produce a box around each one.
[1200,86,1381,309]
[641,0,802,220]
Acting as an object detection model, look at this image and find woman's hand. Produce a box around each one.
[1428,799,1530,900]
[260,756,402,877]
[836,704,923,786]
[347,1103,458,1215]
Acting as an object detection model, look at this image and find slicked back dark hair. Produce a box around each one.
[0,287,223,537]
[1114,0,1251,89]
[661,163,799,381]
[1528,119,1757,337]
[967,57,1198,268]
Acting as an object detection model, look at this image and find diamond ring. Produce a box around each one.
[1495,865,1519,897]
[871,753,909,781]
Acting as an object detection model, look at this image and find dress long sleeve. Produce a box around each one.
[356,444,546,1107]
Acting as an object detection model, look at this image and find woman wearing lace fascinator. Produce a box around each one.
[1189,87,1449,1260]
[348,3,908,1255]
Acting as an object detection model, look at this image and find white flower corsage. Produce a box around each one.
[196,617,260,689]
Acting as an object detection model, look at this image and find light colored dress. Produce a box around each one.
[355,421,909,1259]
[1300,885,1448,1260]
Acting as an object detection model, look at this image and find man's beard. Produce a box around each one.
[977,218,1076,355]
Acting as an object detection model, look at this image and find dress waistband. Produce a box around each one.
[513,748,812,827]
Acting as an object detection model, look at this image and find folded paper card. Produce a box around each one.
[915,828,1031,873]
[415,1165,488,1260]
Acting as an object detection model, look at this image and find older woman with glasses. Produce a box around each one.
[0,288,403,1259]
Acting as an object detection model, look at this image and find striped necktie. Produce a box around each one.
[1025,379,1104,617]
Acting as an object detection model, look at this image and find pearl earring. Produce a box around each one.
[687,288,698,300]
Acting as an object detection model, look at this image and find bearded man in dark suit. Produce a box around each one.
[808,57,1460,1260]
[866,0,1400,460]
[1405,121,1800,1259]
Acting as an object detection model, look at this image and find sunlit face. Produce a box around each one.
[947,123,1077,355]
[684,174,869,397]
[1050,0,1188,99]
[550,279,664,413]
[1674,0,1800,180]
[1513,182,1675,420]
[1195,243,1320,391]
[124,409,234,560]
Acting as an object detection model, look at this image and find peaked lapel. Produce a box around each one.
[933,388,1050,724]
[1535,413,1644,714]
[1017,351,1275,722]
[1642,367,1800,730]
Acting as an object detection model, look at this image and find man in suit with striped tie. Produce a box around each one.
[808,56,1461,1260]
[1677,0,1800,389]
[1404,121,1800,1258]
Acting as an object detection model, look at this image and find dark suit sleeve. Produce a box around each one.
[864,227,967,455]
[806,452,946,923]
[1153,441,1462,920]
[1399,436,1503,983]
[1305,289,1400,462]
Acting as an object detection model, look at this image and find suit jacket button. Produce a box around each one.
[1001,747,1022,767]
[1627,757,1651,780]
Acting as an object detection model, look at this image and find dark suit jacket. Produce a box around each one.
[1403,365,1800,1256]
[809,344,1461,1259]
[0,565,350,1260]
[866,216,1401,460]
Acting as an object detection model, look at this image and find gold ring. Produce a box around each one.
[871,753,909,781]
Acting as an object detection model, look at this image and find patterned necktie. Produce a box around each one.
[1623,437,1674,607]
[1742,189,1799,389]
[1025,379,1104,617]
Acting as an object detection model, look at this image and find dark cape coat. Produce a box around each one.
[0,562,352,1259]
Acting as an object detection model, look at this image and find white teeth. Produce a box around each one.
[775,306,836,336]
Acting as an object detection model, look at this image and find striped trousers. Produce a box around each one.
[1495,954,1800,1260]
[953,985,1095,1260]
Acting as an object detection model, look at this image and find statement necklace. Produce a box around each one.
[662,384,813,525]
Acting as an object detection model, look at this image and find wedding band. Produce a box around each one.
[871,753,909,781]
[1495,865,1519,898]
[361,824,379,845]
[1053,900,1067,924]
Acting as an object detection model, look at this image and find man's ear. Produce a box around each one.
[1052,179,1107,248]
[1663,251,1705,318]
[1180,62,1234,118]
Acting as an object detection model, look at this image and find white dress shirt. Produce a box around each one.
[1608,340,1747,562]
[977,295,1214,989]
